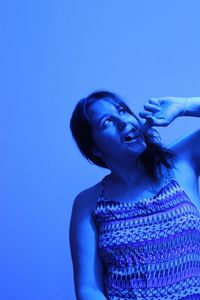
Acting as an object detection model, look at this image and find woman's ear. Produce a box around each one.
[92,146,102,158]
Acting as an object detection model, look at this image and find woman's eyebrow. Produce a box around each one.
[96,104,123,128]
[97,103,124,127]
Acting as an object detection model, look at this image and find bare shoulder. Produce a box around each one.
[69,179,102,245]
[70,179,103,245]
[168,129,200,174]
[71,179,103,217]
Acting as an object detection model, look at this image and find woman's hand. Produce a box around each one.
[135,97,187,136]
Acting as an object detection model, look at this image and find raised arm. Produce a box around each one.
[70,190,107,300]
[137,96,200,176]
[136,96,200,130]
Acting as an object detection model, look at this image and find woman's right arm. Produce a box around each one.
[69,190,107,300]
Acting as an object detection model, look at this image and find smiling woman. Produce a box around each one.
[70,91,176,181]
[69,91,200,300]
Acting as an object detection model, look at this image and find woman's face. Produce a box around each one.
[86,99,146,164]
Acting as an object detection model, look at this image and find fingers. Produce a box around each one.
[139,98,161,119]
[136,98,168,134]
[143,115,168,127]
[136,115,168,136]
[149,98,161,106]
[139,111,153,118]
[143,103,161,113]
[134,119,153,137]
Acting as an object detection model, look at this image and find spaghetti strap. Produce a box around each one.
[97,169,174,203]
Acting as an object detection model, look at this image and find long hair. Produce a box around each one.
[69,90,177,182]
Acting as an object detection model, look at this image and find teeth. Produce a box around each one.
[125,129,136,141]
[127,132,134,139]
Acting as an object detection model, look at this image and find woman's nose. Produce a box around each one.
[117,119,127,130]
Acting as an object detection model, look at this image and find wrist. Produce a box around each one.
[180,98,189,117]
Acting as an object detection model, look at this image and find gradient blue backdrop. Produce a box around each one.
[1,1,200,299]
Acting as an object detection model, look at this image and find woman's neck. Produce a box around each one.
[108,166,153,189]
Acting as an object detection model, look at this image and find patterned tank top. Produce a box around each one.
[94,173,200,300]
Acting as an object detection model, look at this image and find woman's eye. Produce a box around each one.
[103,118,113,127]
[119,107,126,113]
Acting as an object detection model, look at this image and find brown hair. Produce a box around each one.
[70,90,177,181]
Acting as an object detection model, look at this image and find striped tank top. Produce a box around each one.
[94,173,200,299]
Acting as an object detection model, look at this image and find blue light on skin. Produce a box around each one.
[133,119,153,138]
[86,99,147,168]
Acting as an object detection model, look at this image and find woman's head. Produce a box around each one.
[70,91,144,168]
[70,90,176,180]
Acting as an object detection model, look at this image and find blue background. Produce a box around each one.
[1,1,200,299]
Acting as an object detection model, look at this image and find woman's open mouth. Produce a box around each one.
[124,128,138,143]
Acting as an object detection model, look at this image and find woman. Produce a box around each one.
[69,91,200,300]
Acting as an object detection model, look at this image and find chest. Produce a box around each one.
[100,161,200,210]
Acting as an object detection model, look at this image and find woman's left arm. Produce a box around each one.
[138,97,200,128]
[180,97,200,117]
[137,96,200,175]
